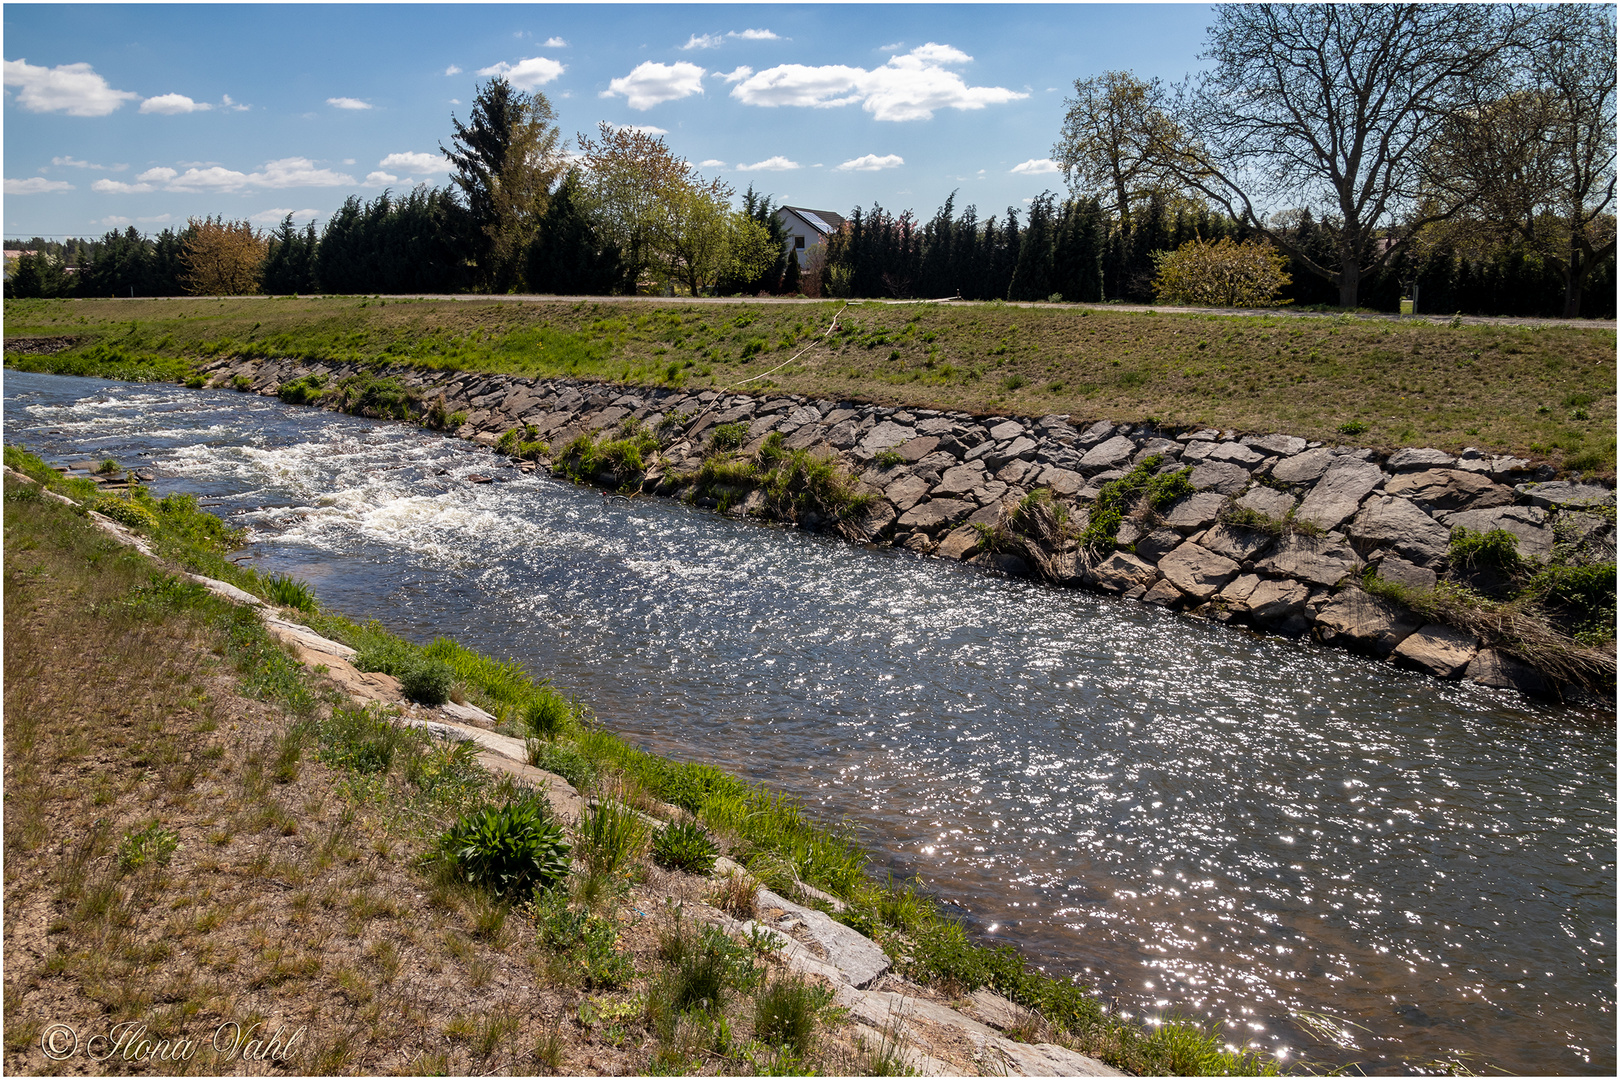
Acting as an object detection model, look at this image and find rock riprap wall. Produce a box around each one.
[202,356,1616,696]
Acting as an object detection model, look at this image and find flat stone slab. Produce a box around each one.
[1206,441,1267,466]
[1393,624,1479,678]
[1465,648,1552,695]
[885,474,932,512]
[1255,533,1363,587]
[1158,542,1240,600]
[1200,523,1275,563]
[1078,435,1137,474]
[1515,481,1615,510]
[1440,505,1553,561]
[1371,554,1437,590]
[933,462,989,497]
[859,420,916,455]
[896,498,975,532]
[1384,469,1512,512]
[1248,578,1311,623]
[1349,496,1452,566]
[1295,459,1385,530]
[1088,551,1158,594]
[755,888,890,988]
[1269,446,1336,485]
[1236,485,1297,520]
[1189,461,1251,495]
[1245,433,1308,456]
[937,525,981,560]
[1313,588,1422,657]
[1161,491,1228,531]
[1386,447,1456,471]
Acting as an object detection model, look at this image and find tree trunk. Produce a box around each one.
[1337,254,1361,309]
[1562,247,1583,319]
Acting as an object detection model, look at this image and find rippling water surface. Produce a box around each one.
[6,372,1613,1074]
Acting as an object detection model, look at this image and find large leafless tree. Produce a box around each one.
[1156,4,1529,308]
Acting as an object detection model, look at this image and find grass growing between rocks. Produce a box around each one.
[5,447,1288,1075]
[6,295,1615,469]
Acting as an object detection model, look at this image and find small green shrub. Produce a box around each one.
[117,822,179,872]
[533,893,633,988]
[1449,526,1522,572]
[1000,373,1028,392]
[522,692,571,738]
[91,496,157,531]
[577,799,647,879]
[263,571,317,613]
[96,457,121,475]
[653,820,719,875]
[232,374,255,391]
[710,422,749,452]
[277,374,328,405]
[753,976,833,1055]
[526,740,599,789]
[874,449,905,467]
[315,704,413,774]
[401,657,455,706]
[439,794,571,899]
[1078,456,1193,552]
[1338,419,1369,436]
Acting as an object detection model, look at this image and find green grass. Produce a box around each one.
[6,295,1614,467]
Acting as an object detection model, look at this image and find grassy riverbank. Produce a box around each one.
[3,448,1282,1076]
[6,295,1615,472]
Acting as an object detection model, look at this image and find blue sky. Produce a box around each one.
[3,3,1214,240]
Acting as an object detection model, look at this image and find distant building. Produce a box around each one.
[775,206,845,266]
[3,249,36,279]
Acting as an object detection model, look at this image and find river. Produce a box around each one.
[4,370,1613,1075]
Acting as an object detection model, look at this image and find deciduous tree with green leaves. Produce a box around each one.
[1152,236,1291,308]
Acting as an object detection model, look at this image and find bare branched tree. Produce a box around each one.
[1154,4,1529,308]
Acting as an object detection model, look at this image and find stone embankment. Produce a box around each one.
[201,355,1616,697]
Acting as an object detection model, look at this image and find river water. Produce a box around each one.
[4,371,1613,1075]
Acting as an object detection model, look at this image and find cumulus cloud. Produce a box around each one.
[3,58,139,116]
[365,171,398,186]
[92,158,354,194]
[445,64,462,76]
[717,66,754,84]
[1010,157,1059,175]
[837,153,904,172]
[729,43,1025,122]
[380,151,444,173]
[737,156,800,171]
[477,56,564,89]
[140,93,210,115]
[543,37,568,48]
[221,93,248,112]
[698,158,728,168]
[733,29,781,41]
[51,155,116,170]
[681,33,722,51]
[98,215,133,226]
[327,97,372,110]
[5,177,74,194]
[602,61,704,110]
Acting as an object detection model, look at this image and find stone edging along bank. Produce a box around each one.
[198,354,1616,699]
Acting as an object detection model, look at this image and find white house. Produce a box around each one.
[775,206,846,266]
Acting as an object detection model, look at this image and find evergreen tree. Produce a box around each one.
[525,172,627,294]
[262,215,319,294]
[78,227,151,298]
[1009,192,1058,300]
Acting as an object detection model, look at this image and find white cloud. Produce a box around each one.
[366,171,398,186]
[880,42,905,52]
[717,66,754,84]
[380,151,443,173]
[837,153,904,172]
[327,97,372,110]
[699,158,728,168]
[603,61,705,110]
[729,43,1025,122]
[98,215,133,227]
[733,29,781,41]
[613,124,669,137]
[136,214,173,224]
[51,155,108,170]
[477,56,564,90]
[5,177,74,194]
[221,93,248,112]
[3,58,138,116]
[140,93,210,115]
[1009,158,1060,175]
[681,33,723,51]
[737,156,800,172]
[92,158,353,194]
[543,37,568,48]
[445,65,462,76]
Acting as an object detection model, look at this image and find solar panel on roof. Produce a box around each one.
[798,211,832,234]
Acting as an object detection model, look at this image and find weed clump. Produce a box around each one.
[277,373,327,405]
[653,820,719,875]
[438,794,571,899]
[116,822,179,872]
[263,571,317,613]
[1078,455,1193,553]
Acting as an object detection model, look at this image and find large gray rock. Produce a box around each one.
[937,526,982,560]
[1349,496,1452,566]
[1077,419,1118,446]
[1294,459,1385,529]
[896,498,976,533]
[1245,433,1308,456]
[933,463,990,498]
[1464,649,1552,695]
[1384,469,1513,512]
[985,436,1039,472]
[1236,484,1298,520]
[1393,624,1479,678]
[885,474,932,512]
[1386,447,1457,471]
[859,420,916,455]
[1313,588,1421,656]
[893,435,940,462]
[1157,542,1240,600]
[1200,523,1276,563]
[1515,481,1615,510]
[1135,527,1185,562]
[1254,533,1364,587]
[1206,441,1267,466]
[1269,446,1337,484]
[1248,578,1311,623]
[1033,466,1086,496]
[1440,505,1553,561]
[1078,435,1138,474]
[988,419,1026,441]
[853,499,898,539]
[1160,491,1228,532]
[1370,554,1438,590]
[755,889,890,988]
[1189,461,1251,495]
[1088,551,1158,594]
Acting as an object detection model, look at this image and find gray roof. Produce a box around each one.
[780,206,846,235]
